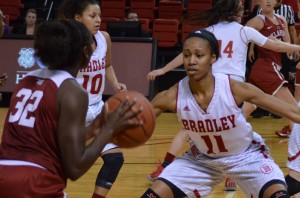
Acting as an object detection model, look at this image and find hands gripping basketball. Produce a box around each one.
[105,91,156,148]
[101,96,143,136]
[91,91,156,148]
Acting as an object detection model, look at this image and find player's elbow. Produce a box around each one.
[65,167,84,181]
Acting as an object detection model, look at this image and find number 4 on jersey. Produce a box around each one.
[218,40,233,58]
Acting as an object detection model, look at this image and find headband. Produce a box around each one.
[185,29,220,59]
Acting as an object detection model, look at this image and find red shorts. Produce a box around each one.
[0,165,66,198]
[248,59,287,95]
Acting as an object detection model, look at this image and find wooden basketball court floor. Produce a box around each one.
[0,108,299,198]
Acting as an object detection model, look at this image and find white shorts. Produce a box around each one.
[86,101,119,153]
[287,123,300,173]
[85,101,104,126]
[159,138,284,198]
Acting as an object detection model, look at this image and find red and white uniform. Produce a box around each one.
[178,75,252,157]
[0,69,72,198]
[77,31,106,108]
[206,21,268,81]
[287,102,300,172]
[77,31,117,152]
[248,14,288,95]
[159,74,285,198]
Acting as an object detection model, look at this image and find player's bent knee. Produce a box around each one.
[141,188,161,198]
[259,179,288,198]
[158,178,187,197]
[285,175,300,196]
[96,152,124,189]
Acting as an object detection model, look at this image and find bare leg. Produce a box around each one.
[273,86,297,130]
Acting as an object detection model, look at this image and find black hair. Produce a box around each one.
[186,0,243,26]
[185,29,220,59]
[125,9,137,19]
[34,20,92,70]
[57,0,99,20]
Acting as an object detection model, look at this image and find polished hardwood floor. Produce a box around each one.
[0,108,298,198]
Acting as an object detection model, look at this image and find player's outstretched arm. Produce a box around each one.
[231,80,300,124]
[147,53,183,80]
[246,16,300,54]
[263,38,300,54]
[151,84,178,116]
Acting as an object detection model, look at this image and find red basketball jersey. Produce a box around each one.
[256,14,285,65]
[0,69,74,185]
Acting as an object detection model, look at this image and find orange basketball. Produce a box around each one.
[106,91,156,148]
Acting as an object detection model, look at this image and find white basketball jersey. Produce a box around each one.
[206,22,267,80]
[176,74,253,157]
[76,31,107,105]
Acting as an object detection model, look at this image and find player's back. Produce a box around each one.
[207,21,248,79]
[0,69,74,181]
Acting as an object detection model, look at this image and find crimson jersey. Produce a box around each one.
[256,14,285,65]
[176,74,253,157]
[0,69,74,184]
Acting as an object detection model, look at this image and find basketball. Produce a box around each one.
[106,90,156,148]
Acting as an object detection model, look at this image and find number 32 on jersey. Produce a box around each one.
[9,88,43,128]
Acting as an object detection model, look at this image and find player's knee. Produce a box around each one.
[259,179,289,198]
[158,178,186,197]
[141,188,161,198]
[95,152,124,189]
[141,179,186,198]
[269,190,289,198]
[285,174,300,196]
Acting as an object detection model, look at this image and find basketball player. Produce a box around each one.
[58,1,127,197]
[141,29,300,198]
[147,0,300,190]
[0,20,142,198]
[255,0,298,136]
[245,0,298,133]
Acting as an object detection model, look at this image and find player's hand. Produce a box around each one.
[101,98,142,135]
[296,62,300,69]
[114,83,127,93]
[287,52,295,60]
[147,69,165,80]
[288,72,296,81]
[0,73,8,86]
[247,49,255,63]
[291,51,300,62]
